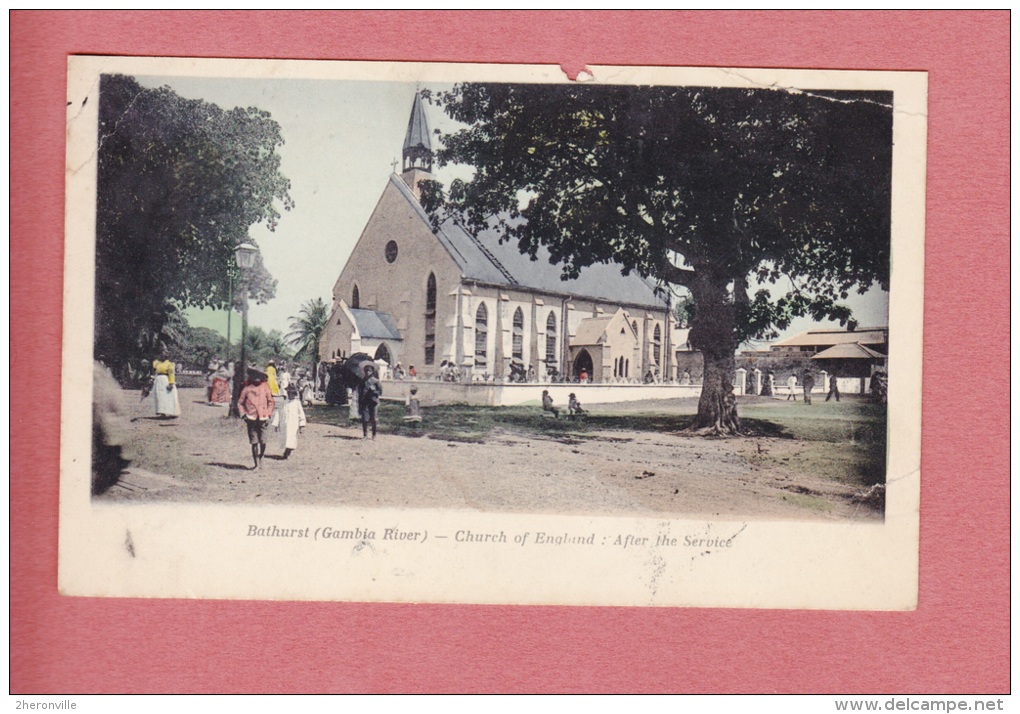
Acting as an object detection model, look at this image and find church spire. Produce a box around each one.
[402,91,433,173]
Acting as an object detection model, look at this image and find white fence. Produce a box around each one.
[737,368,873,396]
[379,380,702,407]
[374,370,875,407]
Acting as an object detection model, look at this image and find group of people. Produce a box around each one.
[541,390,586,419]
[141,349,428,471]
[147,351,318,470]
[671,367,887,404]
[390,362,417,381]
[784,371,819,404]
[780,370,885,404]
[236,360,384,470]
[438,360,459,382]
[234,360,310,469]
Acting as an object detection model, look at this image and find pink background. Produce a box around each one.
[11,11,1009,693]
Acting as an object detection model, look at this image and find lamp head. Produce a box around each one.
[234,242,258,270]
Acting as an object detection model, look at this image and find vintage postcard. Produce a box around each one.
[60,56,926,609]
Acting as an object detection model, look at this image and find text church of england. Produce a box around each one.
[318,92,677,383]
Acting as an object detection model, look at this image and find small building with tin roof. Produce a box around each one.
[769,327,888,356]
[810,341,888,390]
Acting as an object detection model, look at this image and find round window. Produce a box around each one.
[385,240,398,263]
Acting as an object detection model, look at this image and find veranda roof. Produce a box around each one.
[810,342,886,360]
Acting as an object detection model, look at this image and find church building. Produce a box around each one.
[319,92,676,383]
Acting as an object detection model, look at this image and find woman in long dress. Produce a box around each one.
[209,360,233,406]
[266,361,283,427]
[205,358,218,404]
[151,351,180,418]
[278,383,306,458]
[325,359,347,406]
[296,369,314,406]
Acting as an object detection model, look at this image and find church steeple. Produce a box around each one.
[402,91,433,173]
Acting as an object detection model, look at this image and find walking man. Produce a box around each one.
[358,365,383,439]
[826,373,841,402]
[238,366,275,470]
[802,370,816,405]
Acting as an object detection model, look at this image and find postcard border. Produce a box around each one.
[12,10,1009,694]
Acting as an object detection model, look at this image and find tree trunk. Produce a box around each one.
[691,348,741,434]
[686,270,742,435]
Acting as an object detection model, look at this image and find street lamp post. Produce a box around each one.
[663,289,674,382]
[229,242,259,417]
[226,271,233,349]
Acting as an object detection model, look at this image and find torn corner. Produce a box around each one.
[559,63,595,82]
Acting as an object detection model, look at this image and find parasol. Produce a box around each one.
[339,353,376,387]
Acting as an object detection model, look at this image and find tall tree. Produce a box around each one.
[176,325,232,371]
[422,84,892,433]
[286,298,329,373]
[95,74,293,382]
[242,326,290,369]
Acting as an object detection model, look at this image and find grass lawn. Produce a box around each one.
[739,398,887,488]
[305,395,887,490]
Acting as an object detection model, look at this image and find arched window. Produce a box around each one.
[424,273,436,365]
[474,303,488,368]
[653,324,662,366]
[512,307,524,361]
[351,284,360,309]
[545,311,557,369]
[426,273,436,311]
[632,320,639,336]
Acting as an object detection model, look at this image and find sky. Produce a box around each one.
[134,73,889,348]
[136,74,467,343]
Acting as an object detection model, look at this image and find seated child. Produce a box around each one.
[568,393,585,418]
[403,387,423,423]
[541,389,559,418]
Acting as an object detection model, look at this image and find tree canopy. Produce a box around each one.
[423,82,892,432]
[243,326,291,369]
[95,74,293,381]
[175,325,231,372]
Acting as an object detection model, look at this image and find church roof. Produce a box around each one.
[388,174,669,311]
[403,92,432,154]
[349,308,402,341]
[572,316,614,346]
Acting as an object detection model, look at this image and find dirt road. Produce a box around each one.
[98,388,881,521]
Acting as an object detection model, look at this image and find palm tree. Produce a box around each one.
[286,298,329,373]
[265,329,291,361]
[243,326,271,367]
